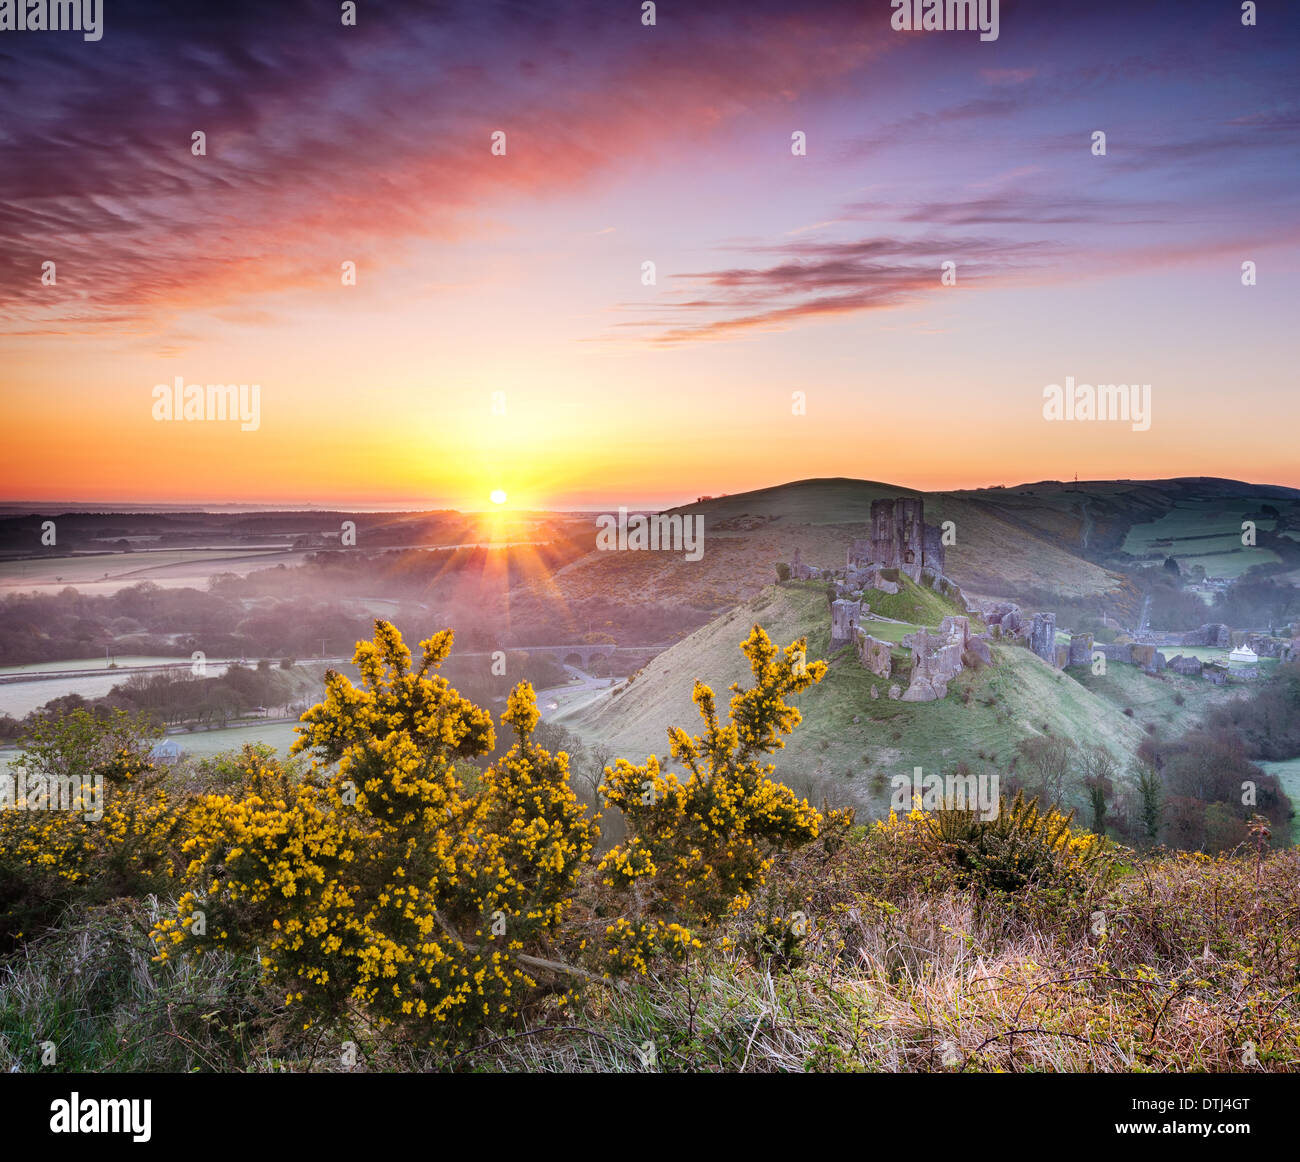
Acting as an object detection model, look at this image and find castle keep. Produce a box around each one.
[847,497,945,583]
[783,495,991,702]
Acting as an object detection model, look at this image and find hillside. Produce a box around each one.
[532,477,1132,622]
[556,581,1205,818]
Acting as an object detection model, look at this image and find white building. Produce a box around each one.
[1229,644,1258,663]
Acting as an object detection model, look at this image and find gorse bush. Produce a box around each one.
[590,629,827,975]
[153,620,825,1048]
[861,791,1116,939]
[0,710,182,949]
[155,623,596,1047]
[597,630,825,925]
[929,791,1113,897]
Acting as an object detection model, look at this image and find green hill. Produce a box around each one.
[537,477,1131,618]
[558,582,1156,819]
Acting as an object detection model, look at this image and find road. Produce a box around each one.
[536,665,616,722]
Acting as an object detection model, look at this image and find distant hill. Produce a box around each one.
[528,476,1300,628]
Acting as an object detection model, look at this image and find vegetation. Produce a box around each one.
[3,620,830,1057]
[5,781,1295,1072]
[3,476,1299,1073]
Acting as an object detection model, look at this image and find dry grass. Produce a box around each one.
[3,829,1296,1074]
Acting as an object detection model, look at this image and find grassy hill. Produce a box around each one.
[957,477,1300,579]
[535,477,1130,618]
[519,476,1300,647]
[556,580,1200,819]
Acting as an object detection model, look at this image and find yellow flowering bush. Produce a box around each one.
[872,790,1115,918]
[154,621,597,1047]
[600,919,702,976]
[0,710,182,948]
[593,626,826,972]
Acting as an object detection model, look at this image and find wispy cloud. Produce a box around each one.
[0,0,892,337]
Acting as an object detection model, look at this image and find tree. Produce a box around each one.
[1134,760,1163,842]
[1079,742,1119,835]
[1014,735,1077,806]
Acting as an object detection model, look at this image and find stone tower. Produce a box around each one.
[1028,612,1058,666]
[870,497,926,581]
[830,599,861,650]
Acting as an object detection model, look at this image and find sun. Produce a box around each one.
[489,489,507,505]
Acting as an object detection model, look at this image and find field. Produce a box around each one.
[0,655,191,676]
[1121,499,1285,577]
[0,660,244,719]
[0,548,307,595]
[1258,758,1300,844]
[157,721,302,759]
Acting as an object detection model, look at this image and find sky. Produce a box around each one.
[1,0,1297,510]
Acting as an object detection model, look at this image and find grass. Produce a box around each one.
[563,583,1151,818]
[7,826,1295,1073]
[1073,661,1240,736]
[861,576,967,626]
[0,901,273,1073]
[1257,758,1300,844]
[1121,498,1288,577]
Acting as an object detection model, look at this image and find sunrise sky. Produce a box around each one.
[2,0,1297,509]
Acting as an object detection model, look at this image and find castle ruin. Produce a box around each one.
[847,497,944,583]
[830,599,861,651]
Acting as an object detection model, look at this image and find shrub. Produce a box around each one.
[594,627,825,943]
[0,710,182,949]
[155,620,828,1048]
[155,622,595,1049]
[867,791,1115,927]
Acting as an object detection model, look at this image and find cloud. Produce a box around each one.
[622,232,1054,344]
[0,0,892,336]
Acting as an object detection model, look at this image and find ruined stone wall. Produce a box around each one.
[830,598,861,650]
[1067,632,1093,667]
[1183,623,1230,648]
[869,499,899,571]
[901,626,964,701]
[922,522,946,577]
[1028,612,1058,666]
[855,630,893,677]
[869,497,925,581]
[1128,643,1167,674]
